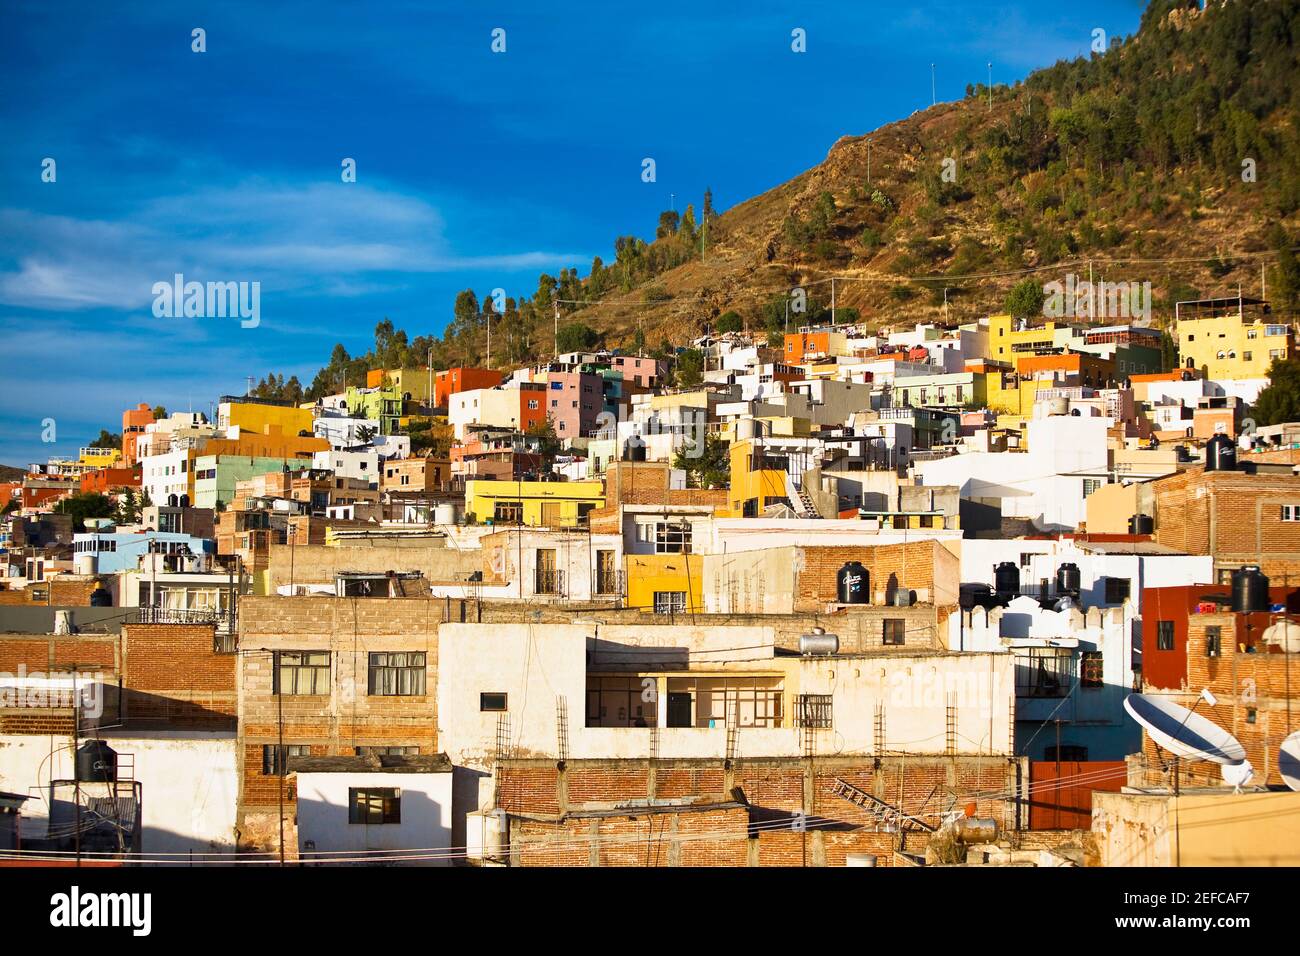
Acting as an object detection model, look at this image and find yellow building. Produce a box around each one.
[1175,297,1295,380]
[986,313,1073,361]
[367,367,434,404]
[218,398,314,438]
[78,446,123,468]
[624,553,704,615]
[724,435,822,518]
[465,479,605,528]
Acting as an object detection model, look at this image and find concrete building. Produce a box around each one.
[290,753,454,865]
[1175,296,1294,380]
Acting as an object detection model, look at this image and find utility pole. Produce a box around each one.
[987,63,993,110]
[553,299,560,359]
[931,63,936,107]
[867,139,872,185]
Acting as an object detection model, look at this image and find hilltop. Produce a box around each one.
[266,0,1300,399]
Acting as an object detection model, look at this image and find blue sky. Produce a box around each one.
[0,0,1144,466]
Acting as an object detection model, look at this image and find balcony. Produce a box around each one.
[534,568,566,596]
[595,569,623,596]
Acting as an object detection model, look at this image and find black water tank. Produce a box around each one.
[959,583,995,610]
[76,739,117,783]
[1127,514,1154,535]
[994,562,1020,598]
[1205,433,1237,472]
[624,441,647,462]
[1056,562,1081,597]
[837,562,869,604]
[89,585,112,607]
[1231,565,1270,614]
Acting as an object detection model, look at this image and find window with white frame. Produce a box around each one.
[1282,504,1300,522]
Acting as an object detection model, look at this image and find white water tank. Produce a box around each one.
[54,610,73,635]
[434,503,456,526]
[74,553,98,575]
[846,853,878,867]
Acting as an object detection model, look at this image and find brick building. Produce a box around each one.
[1133,609,1300,790]
[1150,466,1300,581]
[488,755,1021,867]
[235,596,444,854]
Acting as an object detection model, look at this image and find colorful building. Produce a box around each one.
[217,397,314,439]
[122,403,156,465]
[464,479,604,528]
[434,367,504,408]
[783,329,851,364]
[192,455,316,509]
[1175,296,1295,380]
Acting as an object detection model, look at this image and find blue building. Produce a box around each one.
[72,530,215,574]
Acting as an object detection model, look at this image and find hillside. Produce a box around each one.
[546,0,1300,348]
[272,0,1300,400]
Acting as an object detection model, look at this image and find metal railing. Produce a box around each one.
[534,568,566,596]
[595,569,623,596]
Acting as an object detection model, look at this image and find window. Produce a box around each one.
[1082,478,1103,497]
[480,692,508,712]
[262,743,310,776]
[1044,744,1089,761]
[355,745,419,757]
[794,694,833,728]
[1104,577,1130,605]
[1205,625,1222,658]
[654,521,692,554]
[368,652,426,696]
[1244,351,1252,362]
[493,500,523,524]
[653,591,688,615]
[1080,651,1104,688]
[882,619,906,646]
[1015,649,1073,698]
[586,677,657,727]
[274,651,330,695]
[349,788,401,825]
[1156,620,1175,651]
[1282,505,1300,522]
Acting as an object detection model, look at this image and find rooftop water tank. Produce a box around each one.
[994,562,1020,599]
[1231,565,1269,614]
[836,562,869,605]
[76,739,117,783]
[1055,562,1081,598]
[1205,433,1237,472]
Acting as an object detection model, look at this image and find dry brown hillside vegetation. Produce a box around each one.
[294,0,1300,398]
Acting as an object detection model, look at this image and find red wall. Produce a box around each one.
[1142,584,1300,690]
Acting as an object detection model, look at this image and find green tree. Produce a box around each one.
[89,429,122,449]
[672,432,729,489]
[673,348,705,388]
[53,492,115,532]
[1005,278,1046,319]
[526,418,562,476]
[1252,358,1300,427]
[556,322,599,353]
[152,405,167,419]
[716,311,743,334]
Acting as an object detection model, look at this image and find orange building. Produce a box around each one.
[1014,352,1115,389]
[122,403,155,465]
[783,330,850,364]
[80,467,142,494]
[435,367,504,408]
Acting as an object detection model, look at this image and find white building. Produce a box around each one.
[914,414,1113,532]
[291,754,454,866]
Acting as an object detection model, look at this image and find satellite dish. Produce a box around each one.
[1123,693,1246,765]
[1280,730,1300,792]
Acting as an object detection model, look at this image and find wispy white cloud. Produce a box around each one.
[0,180,589,313]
